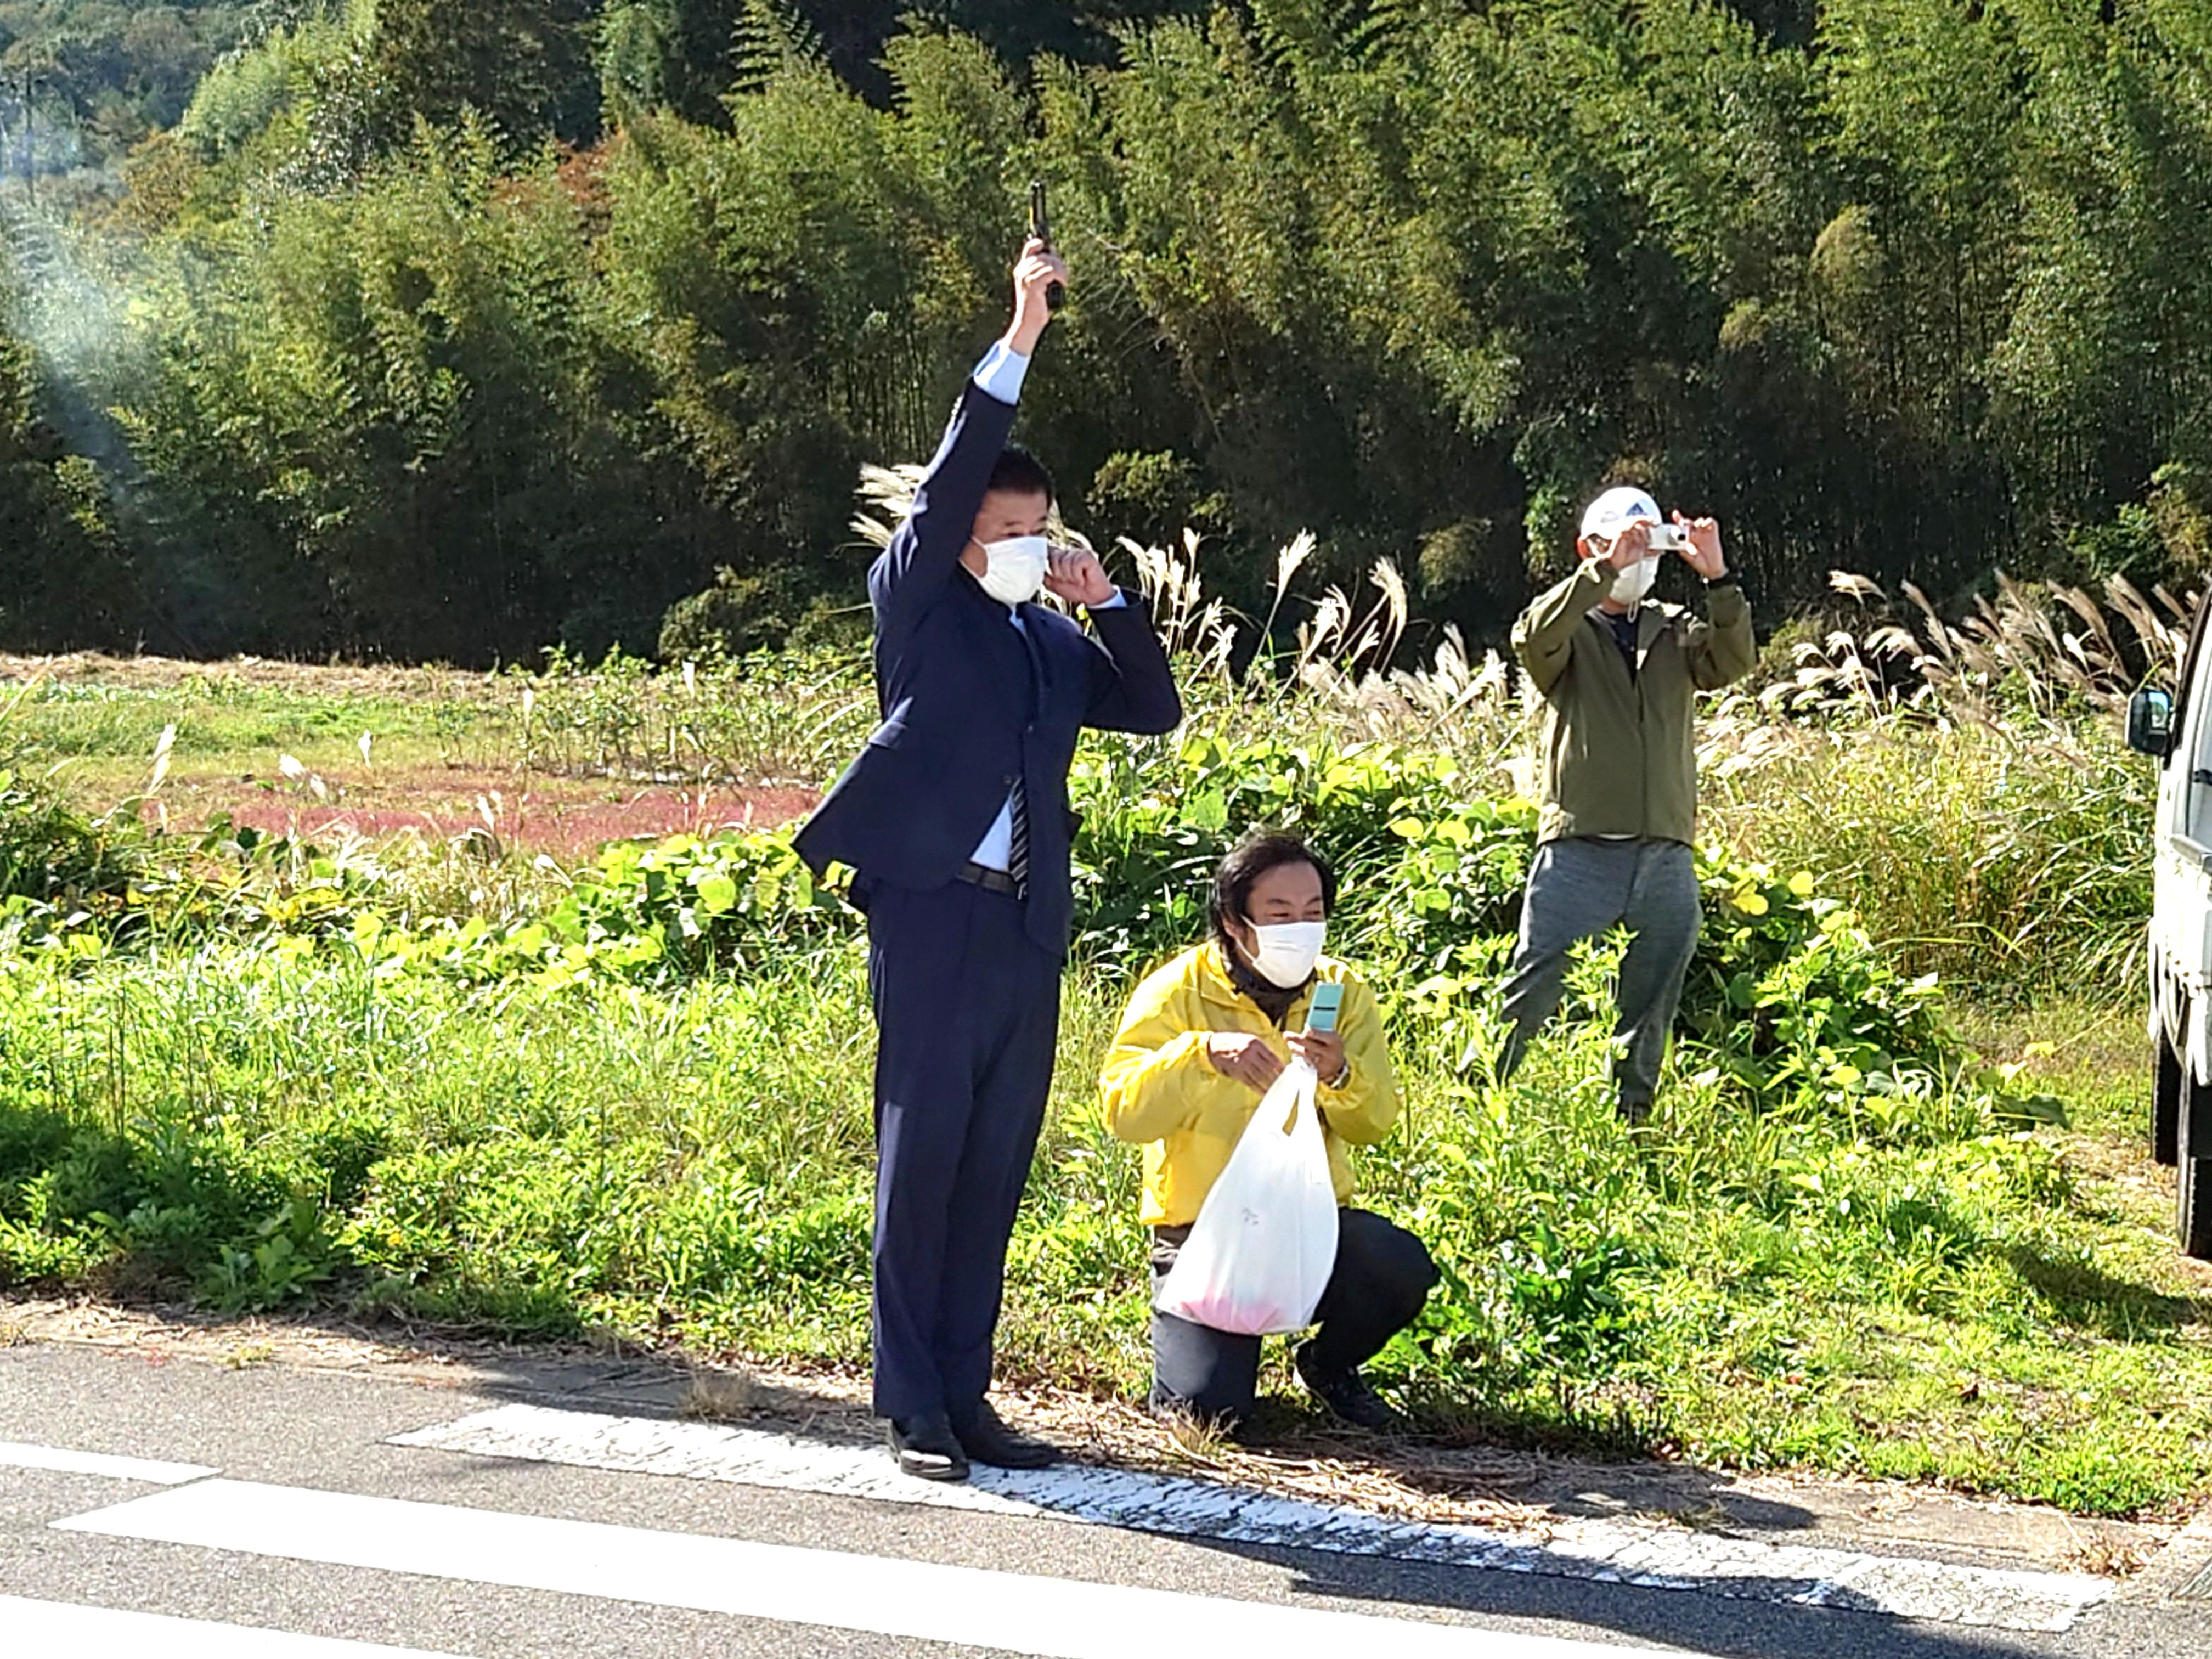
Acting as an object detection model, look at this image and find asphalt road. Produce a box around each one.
[1,1340,2203,1659]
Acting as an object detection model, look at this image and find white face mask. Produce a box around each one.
[1608,555,1657,607]
[974,534,1049,605]
[1242,920,1327,989]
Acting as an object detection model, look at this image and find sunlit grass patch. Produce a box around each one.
[0,575,2202,1516]
[5,931,2205,1513]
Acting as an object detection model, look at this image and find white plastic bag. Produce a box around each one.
[1153,1058,1339,1336]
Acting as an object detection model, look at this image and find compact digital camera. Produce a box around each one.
[1644,523,1692,554]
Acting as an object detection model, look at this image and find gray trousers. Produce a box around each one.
[1497,837,1701,1111]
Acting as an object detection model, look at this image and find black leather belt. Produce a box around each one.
[956,862,1020,896]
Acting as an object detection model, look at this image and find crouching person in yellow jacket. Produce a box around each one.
[1098,831,1436,1431]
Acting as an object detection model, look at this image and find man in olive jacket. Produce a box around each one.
[1498,487,1757,1122]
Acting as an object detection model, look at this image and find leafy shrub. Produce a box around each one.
[658,567,793,661]
[0,1114,337,1309]
[341,830,853,988]
[0,766,146,913]
[559,832,849,977]
[1682,862,1963,1121]
[9,730,1987,1109]
[1068,735,1974,1104]
[1067,737,1479,976]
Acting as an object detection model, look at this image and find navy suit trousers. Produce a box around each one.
[865,878,1060,1422]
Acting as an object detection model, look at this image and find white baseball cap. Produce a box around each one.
[1579,486,1663,543]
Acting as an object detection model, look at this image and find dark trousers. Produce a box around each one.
[1148,1207,1436,1426]
[866,879,1060,1423]
[1498,837,1701,1110]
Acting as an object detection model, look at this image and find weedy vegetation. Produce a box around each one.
[0,539,2205,1518]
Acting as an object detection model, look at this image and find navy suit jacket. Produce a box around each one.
[795,382,1182,956]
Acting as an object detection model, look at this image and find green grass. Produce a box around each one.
[15,680,448,761]
[0,647,2204,1519]
[1699,713,2153,1001]
[1,932,2205,1516]
[1,652,876,817]
[1954,994,2152,1139]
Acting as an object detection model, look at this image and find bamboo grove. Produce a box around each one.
[4,0,2212,663]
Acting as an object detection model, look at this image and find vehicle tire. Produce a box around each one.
[2182,1149,2212,1262]
[2181,1062,2212,1261]
[2157,1025,2184,1168]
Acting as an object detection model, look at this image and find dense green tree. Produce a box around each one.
[595,0,1204,120]
[0,311,134,645]
[365,0,601,146]
[13,1,2212,660]
[0,2,249,164]
[597,20,1028,639]
[117,124,730,661]
[1983,0,2212,575]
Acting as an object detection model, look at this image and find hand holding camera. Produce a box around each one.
[1669,512,1728,581]
[1607,514,1726,582]
[1604,519,1654,571]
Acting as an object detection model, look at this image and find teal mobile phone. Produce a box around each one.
[1306,981,1343,1033]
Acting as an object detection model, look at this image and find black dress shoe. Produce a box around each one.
[950,1399,1060,1469]
[887,1412,970,1481]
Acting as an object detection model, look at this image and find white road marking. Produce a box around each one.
[391,1403,2109,1635]
[0,1438,218,1485]
[57,1477,1691,1658]
[0,1595,456,1655]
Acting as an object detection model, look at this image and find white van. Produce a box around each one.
[2128,640,2212,1259]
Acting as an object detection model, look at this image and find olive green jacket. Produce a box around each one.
[1511,560,1758,847]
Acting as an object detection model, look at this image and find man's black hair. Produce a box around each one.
[1207,831,1337,944]
[987,444,1054,504]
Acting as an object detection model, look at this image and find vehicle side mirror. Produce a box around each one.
[2129,687,2176,757]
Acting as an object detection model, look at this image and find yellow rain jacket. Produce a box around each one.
[1098,941,1403,1227]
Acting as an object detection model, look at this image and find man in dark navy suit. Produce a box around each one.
[795,238,1182,1481]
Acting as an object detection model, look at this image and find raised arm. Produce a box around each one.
[1084,596,1183,734]
[867,240,1068,643]
[1511,562,1613,695]
[1669,515,1757,690]
[867,388,1021,641]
